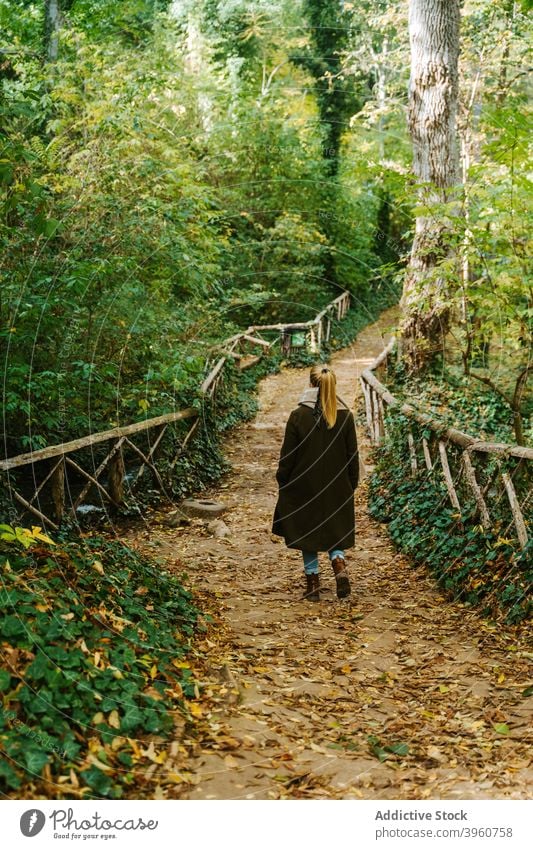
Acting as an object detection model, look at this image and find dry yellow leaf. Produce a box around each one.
[108,710,120,729]
[165,773,184,784]
[92,560,105,575]
[86,754,112,772]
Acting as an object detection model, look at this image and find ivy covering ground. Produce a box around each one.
[388,361,532,446]
[0,534,201,798]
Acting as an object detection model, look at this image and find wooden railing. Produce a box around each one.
[245,291,350,357]
[1,292,350,529]
[361,339,532,549]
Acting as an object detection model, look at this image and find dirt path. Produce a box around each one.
[125,311,532,800]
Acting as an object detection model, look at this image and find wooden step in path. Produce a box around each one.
[124,310,532,800]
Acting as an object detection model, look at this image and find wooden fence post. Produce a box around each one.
[438,441,462,513]
[316,319,322,350]
[50,456,65,522]
[361,378,373,434]
[407,430,418,475]
[377,395,386,440]
[422,437,433,470]
[502,471,528,549]
[462,451,491,529]
[369,387,381,444]
[108,443,125,506]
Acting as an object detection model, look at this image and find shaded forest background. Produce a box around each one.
[2,0,529,458]
[1,0,401,456]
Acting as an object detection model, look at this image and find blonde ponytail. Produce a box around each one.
[310,364,337,428]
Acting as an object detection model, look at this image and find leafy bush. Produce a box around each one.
[388,360,529,445]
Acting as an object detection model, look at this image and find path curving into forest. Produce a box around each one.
[125,311,532,800]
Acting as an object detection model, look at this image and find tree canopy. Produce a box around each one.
[0,0,530,448]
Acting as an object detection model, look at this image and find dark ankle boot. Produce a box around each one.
[303,573,320,602]
[331,557,350,599]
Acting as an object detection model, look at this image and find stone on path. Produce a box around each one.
[207,519,231,538]
[180,497,228,519]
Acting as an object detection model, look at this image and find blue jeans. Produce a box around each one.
[302,549,345,576]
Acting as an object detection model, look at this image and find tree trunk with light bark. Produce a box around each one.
[45,0,61,62]
[401,0,461,370]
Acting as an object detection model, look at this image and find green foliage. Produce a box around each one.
[395,0,531,417]
[368,412,532,624]
[0,534,200,797]
[0,524,56,549]
[388,361,528,444]
[291,0,364,175]
[368,735,409,763]
[0,0,399,458]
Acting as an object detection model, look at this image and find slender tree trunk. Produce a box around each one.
[45,0,61,62]
[184,12,214,134]
[458,53,484,374]
[400,0,461,370]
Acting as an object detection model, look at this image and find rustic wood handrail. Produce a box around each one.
[0,408,199,472]
[360,338,532,549]
[1,291,351,528]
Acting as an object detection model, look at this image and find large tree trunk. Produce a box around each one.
[45,0,61,62]
[401,0,461,370]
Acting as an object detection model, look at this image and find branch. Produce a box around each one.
[498,68,531,94]
[260,59,290,97]
[512,363,533,411]
[470,371,512,407]
[0,48,40,57]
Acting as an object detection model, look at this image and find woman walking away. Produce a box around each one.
[272,364,359,602]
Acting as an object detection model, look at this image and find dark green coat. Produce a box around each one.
[272,404,359,551]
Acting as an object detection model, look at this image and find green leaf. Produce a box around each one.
[0,669,12,692]
[120,704,143,732]
[368,736,389,762]
[385,742,410,757]
[33,215,61,238]
[521,686,533,698]
[1,616,26,639]
[81,766,113,796]
[493,723,510,735]
[24,748,50,774]
[0,759,21,789]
